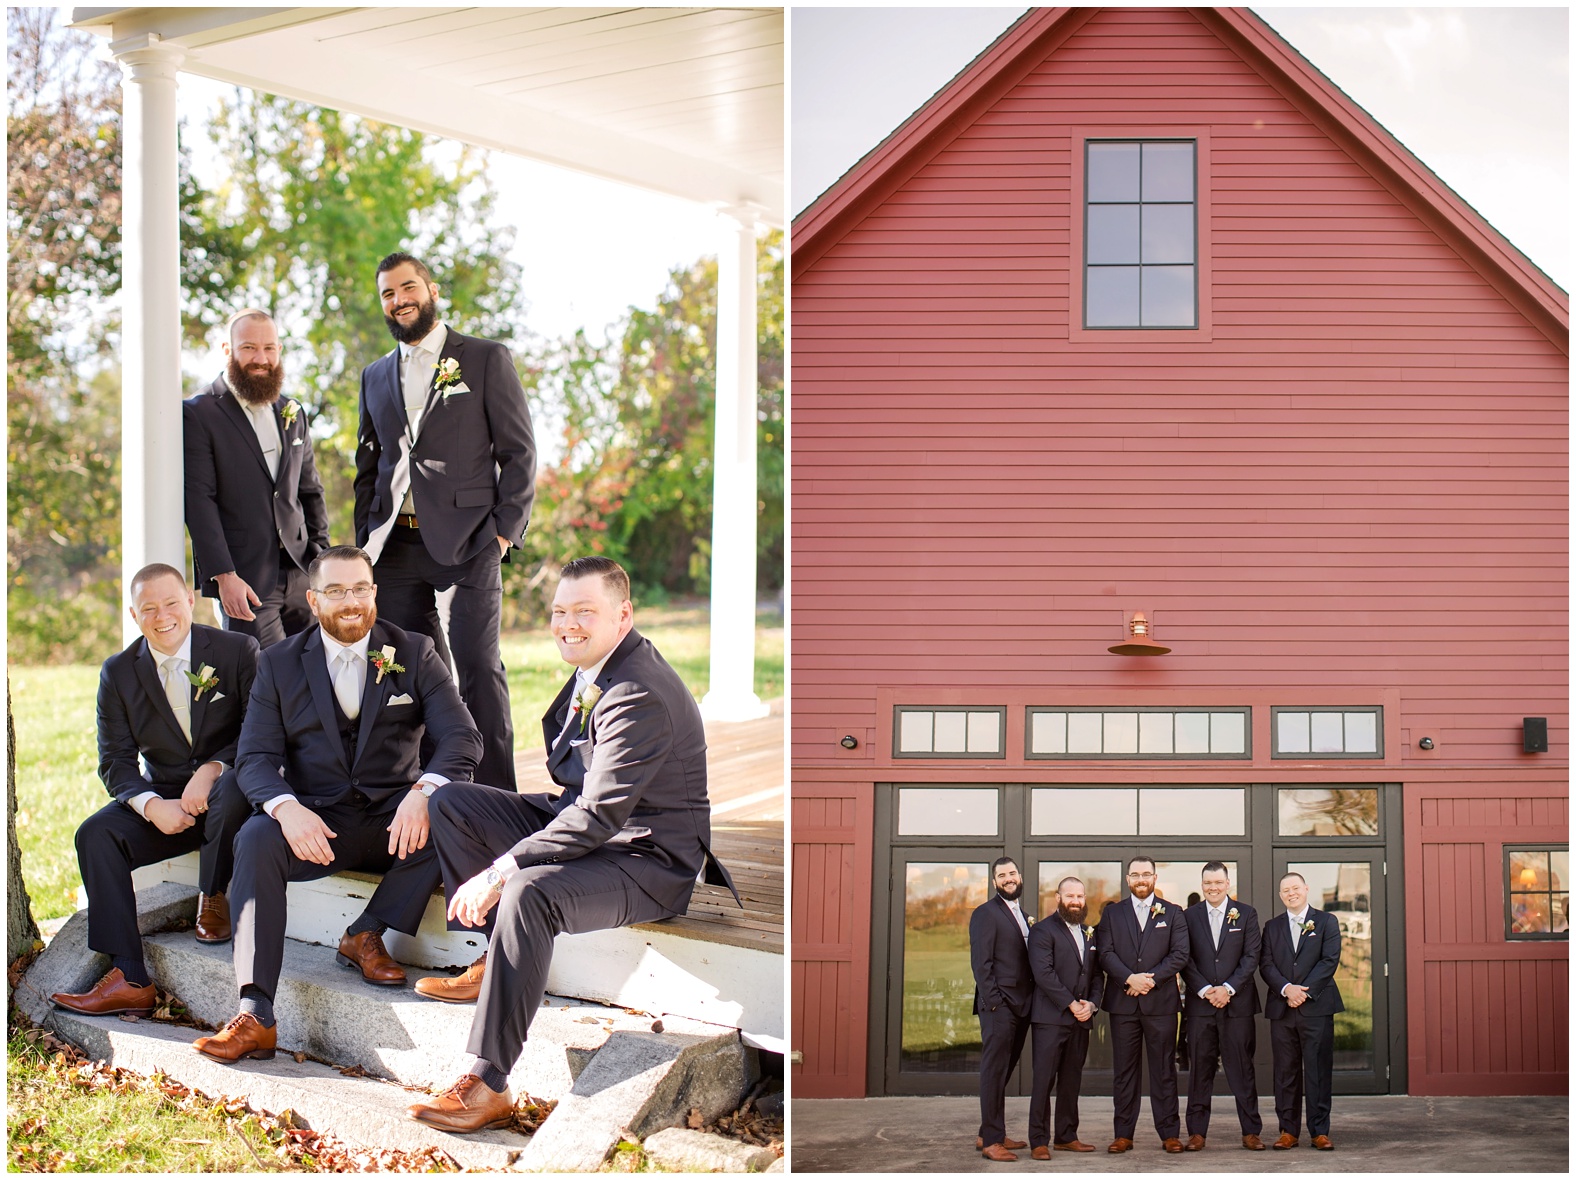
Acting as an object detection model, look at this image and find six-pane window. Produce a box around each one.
[1505,847,1568,939]
[1085,140,1197,328]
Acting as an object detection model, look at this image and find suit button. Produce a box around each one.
[351,778,359,786]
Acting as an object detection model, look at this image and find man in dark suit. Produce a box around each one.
[1260,871,1344,1151]
[967,856,1034,1162]
[406,557,737,1132]
[353,252,535,791]
[1181,862,1265,1151]
[1098,854,1191,1154]
[193,546,482,1063]
[185,308,329,647]
[1026,875,1103,1159]
[51,564,257,1017]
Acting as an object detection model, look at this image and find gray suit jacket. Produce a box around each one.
[504,628,739,912]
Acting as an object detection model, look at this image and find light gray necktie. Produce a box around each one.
[1069,920,1084,957]
[1136,899,1149,931]
[161,656,192,743]
[1211,905,1224,949]
[333,648,362,721]
[403,347,429,437]
[248,403,280,479]
[1290,913,1302,951]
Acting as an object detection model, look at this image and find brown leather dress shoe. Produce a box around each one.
[52,968,155,1016]
[407,1075,514,1133]
[1312,1135,1334,1150]
[1030,1146,1051,1160]
[974,1138,1027,1151]
[193,1013,277,1062]
[1272,1132,1299,1150]
[1054,1140,1096,1152]
[413,954,487,1003]
[1185,1134,1206,1151]
[1242,1134,1267,1150]
[336,930,406,986]
[1163,1137,1184,1154]
[194,892,232,943]
[980,1143,1018,1162]
[1108,1137,1134,1153]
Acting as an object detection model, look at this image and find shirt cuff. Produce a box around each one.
[1224,982,1236,995]
[492,852,520,883]
[418,772,449,791]
[261,793,297,818]
[1281,983,1293,996]
[128,791,160,819]
[1197,984,1213,998]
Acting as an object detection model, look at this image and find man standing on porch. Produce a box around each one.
[1098,853,1191,1154]
[353,251,535,791]
[968,856,1034,1162]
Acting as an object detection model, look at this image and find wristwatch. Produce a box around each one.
[484,866,503,891]
[413,780,437,798]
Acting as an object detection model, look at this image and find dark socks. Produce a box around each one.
[239,984,275,1027]
[468,1057,509,1093]
[112,955,149,988]
[345,911,388,938]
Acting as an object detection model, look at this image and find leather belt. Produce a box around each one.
[396,513,419,529]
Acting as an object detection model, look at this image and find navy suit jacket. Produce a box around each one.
[1260,907,1346,1019]
[970,895,1035,1019]
[1097,895,1191,1016]
[505,628,737,913]
[353,329,535,567]
[1182,898,1262,1017]
[184,373,329,598]
[1028,915,1104,1025]
[235,619,481,814]
[97,624,259,805]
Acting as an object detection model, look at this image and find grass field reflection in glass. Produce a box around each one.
[902,862,988,1072]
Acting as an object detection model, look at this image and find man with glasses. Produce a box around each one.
[194,546,482,1063]
[1097,855,1191,1154]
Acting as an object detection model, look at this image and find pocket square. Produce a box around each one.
[443,382,472,396]
[569,737,589,749]
[291,437,303,446]
[1154,922,1167,928]
[210,691,226,702]
[387,692,414,705]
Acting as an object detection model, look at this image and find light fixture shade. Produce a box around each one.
[1109,610,1171,656]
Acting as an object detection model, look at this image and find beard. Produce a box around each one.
[1128,880,1153,900]
[1057,902,1087,925]
[383,292,440,344]
[995,879,1022,902]
[227,355,284,405]
[317,601,377,645]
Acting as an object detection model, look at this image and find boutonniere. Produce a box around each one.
[185,664,219,702]
[1301,919,1317,935]
[368,645,404,684]
[573,684,602,734]
[1025,915,1034,928]
[1083,925,1095,941]
[1150,901,1165,919]
[1227,907,1240,923]
[279,399,300,427]
[433,357,464,396]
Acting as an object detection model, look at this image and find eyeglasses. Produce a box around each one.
[314,584,375,601]
[1127,872,1157,881]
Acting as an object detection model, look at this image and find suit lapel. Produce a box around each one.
[352,627,394,770]
[545,675,579,773]
[187,628,213,748]
[415,331,461,434]
[134,640,188,750]
[302,629,349,773]
[214,379,274,479]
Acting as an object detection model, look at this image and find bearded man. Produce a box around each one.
[184,308,330,647]
[968,856,1035,1162]
[1025,876,1104,1158]
[193,546,482,1063]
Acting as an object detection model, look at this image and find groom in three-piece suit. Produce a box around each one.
[1181,862,1265,1151]
[1260,871,1344,1151]
[353,251,535,791]
[194,546,482,1064]
[1026,875,1103,1158]
[52,565,257,1018]
[969,856,1035,1162]
[1098,854,1191,1153]
[406,557,738,1133]
[184,308,329,647]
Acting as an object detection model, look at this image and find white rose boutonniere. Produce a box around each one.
[573,684,602,734]
[434,357,464,397]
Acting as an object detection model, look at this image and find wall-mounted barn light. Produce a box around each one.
[1109,610,1171,656]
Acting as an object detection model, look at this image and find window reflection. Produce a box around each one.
[1287,861,1373,1071]
[1506,848,1569,938]
[901,863,987,1073]
[1279,788,1379,837]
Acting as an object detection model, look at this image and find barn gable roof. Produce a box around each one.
[793,7,1568,352]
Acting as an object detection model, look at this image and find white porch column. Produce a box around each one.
[701,207,769,722]
[115,35,187,639]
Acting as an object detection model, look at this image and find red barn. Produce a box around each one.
[790,7,1567,1102]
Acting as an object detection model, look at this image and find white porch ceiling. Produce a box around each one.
[72,6,784,226]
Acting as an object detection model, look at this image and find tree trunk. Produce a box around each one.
[7,678,41,964]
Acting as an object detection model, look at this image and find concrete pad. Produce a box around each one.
[643,1126,777,1172]
[789,1095,1570,1173]
[43,1006,528,1171]
[516,1029,752,1172]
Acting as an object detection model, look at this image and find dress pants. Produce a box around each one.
[1184,1011,1262,1137]
[229,798,440,996]
[220,554,312,649]
[77,771,251,959]
[1028,1020,1090,1148]
[1269,1010,1335,1138]
[374,527,516,790]
[429,783,675,1071]
[1110,1013,1182,1141]
[975,1003,1029,1148]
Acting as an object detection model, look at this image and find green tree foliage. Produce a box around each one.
[513,230,784,620]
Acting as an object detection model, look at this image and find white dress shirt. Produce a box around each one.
[128,633,202,820]
[1066,917,1085,958]
[1004,897,1030,941]
[397,322,448,513]
[1281,908,1310,996]
[1198,898,1237,996]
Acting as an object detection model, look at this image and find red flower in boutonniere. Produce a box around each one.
[1150,901,1165,919]
[1227,907,1240,923]
[573,684,602,734]
[368,645,404,684]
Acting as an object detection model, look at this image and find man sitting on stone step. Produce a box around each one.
[193,545,482,1063]
[406,556,738,1133]
[52,563,258,1018]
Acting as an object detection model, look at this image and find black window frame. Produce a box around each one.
[1025,705,1251,760]
[892,706,1009,760]
[1083,138,1199,330]
[1270,706,1385,760]
[1503,844,1569,941]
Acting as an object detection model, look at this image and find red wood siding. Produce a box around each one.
[791,6,1567,1097]
[1406,779,1568,1095]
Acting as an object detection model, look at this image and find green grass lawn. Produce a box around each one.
[9,603,782,923]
